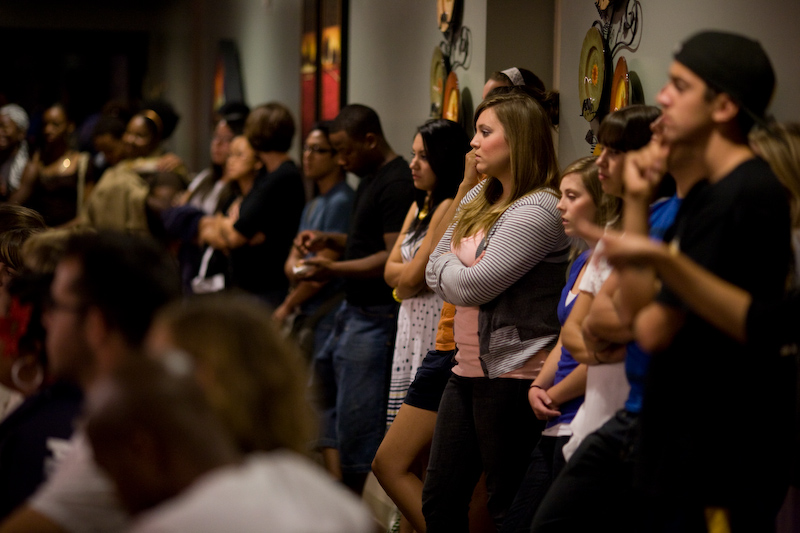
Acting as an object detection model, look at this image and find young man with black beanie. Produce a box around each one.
[530,31,792,532]
[630,31,790,531]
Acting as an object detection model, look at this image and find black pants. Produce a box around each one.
[531,409,641,532]
[500,434,570,533]
[422,374,544,532]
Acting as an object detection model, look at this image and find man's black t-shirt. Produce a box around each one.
[344,156,414,306]
[640,157,793,504]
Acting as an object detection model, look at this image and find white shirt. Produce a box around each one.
[29,430,129,533]
[562,244,630,461]
[130,451,376,533]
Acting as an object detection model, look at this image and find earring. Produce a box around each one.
[11,355,43,395]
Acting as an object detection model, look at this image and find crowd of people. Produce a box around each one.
[0,27,797,533]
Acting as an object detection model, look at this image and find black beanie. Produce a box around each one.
[673,31,775,124]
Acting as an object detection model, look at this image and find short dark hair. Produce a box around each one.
[62,232,180,348]
[330,104,384,141]
[92,114,127,141]
[244,102,295,153]
[309,120,335,142]
[597,104,661,152]
[216,101,251,137]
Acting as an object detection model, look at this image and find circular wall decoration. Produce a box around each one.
[578,26,606,122]
[430,46,447,118]
[609,56,630,113]
[442,71,460,123]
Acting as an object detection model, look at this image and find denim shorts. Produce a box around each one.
[312,301,398,474]
[404,349,456,412]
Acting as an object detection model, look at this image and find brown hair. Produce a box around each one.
[153,294,315,454]
[452,91,559,244]
[244,102,294,152]
[750,122,800,228]
[0,205,46,271]
[245,102,295,153]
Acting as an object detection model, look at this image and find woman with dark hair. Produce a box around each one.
[384,119,468,424]
[371,118,469,532]
[83,100,186,234]
[11,103,92,227]
[181,101,250,214]
[163,102,250,292]
[595,104,673,200]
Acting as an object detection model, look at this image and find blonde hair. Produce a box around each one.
[750,123,800,228]
[153,294,315,455]
[452,91,559,244]
[560,156,621,228]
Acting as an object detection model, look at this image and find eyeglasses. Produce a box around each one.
[303,145,335,154]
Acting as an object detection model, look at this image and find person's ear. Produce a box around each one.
[364,132,378,150]
[711,93,740,125]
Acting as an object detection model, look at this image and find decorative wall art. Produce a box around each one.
[301,0,318,140]
[428,0,471,129]
[213,40,245,112]
[301,0,348,141]
[581,0,643,152]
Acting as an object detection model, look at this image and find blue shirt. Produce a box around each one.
[547,248,591,428]
[297,180,355,315]
[297,180,355,235]
[624,194,682,413]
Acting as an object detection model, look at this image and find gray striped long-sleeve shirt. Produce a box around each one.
[425,181,571,377]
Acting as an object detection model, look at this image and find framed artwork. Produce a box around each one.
[213,40,245,111]
[301,0,348,140]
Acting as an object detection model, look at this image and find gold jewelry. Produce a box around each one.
[392,287,403,303]
[418,193,432,220]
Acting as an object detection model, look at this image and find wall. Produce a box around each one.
[486,0,555,88]
[6,1,798,176]
[557,0,800,169]
[188,0,303,165]
[347,0,487,156]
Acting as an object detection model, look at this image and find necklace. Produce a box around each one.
[418,194,431,220]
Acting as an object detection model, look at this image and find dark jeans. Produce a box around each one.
[422,374,544,532]
[313,301,398,474]
[499,435,570,533]
[531,409,641,533]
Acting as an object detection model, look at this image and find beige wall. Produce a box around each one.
[486,0,555,88]
[347,0,486,156]
[3,0,799,173]
[556,0,800,168]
